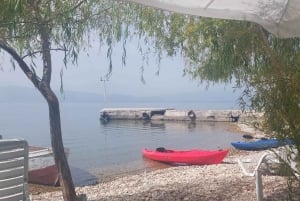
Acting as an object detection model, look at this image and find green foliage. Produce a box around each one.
[114,7,300,157]
[0,1,172,78]
[156,15,300,154]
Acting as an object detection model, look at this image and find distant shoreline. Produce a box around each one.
[0,86,241,105]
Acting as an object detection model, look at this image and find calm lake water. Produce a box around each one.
[0,102,243,186]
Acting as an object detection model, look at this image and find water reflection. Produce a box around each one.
[187,121,196,130]
[149,121,166,129]
[142,157,172,169]
[99,119,223,133]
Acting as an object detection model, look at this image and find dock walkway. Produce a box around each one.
[99,108,256,122]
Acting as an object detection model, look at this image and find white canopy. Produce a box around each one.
[128,0,300,38]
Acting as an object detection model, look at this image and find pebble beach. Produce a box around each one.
[29,123,299,201]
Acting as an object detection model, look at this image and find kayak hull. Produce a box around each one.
[29,164,59,186]
[231,139,293,151]
[142,148,228,165]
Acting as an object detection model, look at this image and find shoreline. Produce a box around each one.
[30,123,298,200]
[29,149,293,201]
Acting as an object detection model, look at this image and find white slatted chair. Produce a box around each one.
[238,148,299,201]
[238,152,272,201]
[0,139,29,201]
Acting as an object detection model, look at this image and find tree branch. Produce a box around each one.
[71,0,87,12]
[45,0,88,24]
[21,48,67,59]
[256,25,280,65]
[0,40,41,88]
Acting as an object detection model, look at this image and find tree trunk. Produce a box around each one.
[37,20,77,201]
[44,86,77,201]
[1,35,77,201]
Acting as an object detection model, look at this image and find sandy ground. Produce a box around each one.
[29,123,300,201]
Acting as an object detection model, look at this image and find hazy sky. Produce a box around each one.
[0,39,238,98]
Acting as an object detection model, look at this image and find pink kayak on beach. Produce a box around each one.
[142,148,228,165]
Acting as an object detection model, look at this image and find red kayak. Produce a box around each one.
[142,148,228,165]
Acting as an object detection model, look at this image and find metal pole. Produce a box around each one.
[255,170,263,201]
[100,77,107,103]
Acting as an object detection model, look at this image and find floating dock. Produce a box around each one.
[99,108,254,122]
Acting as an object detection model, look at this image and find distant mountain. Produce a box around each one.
[144,91,239,103]
[0,86,102,103]
[0,86,44,103]
[0,86,241,103]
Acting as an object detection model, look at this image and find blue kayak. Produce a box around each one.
[231,138,293,151]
